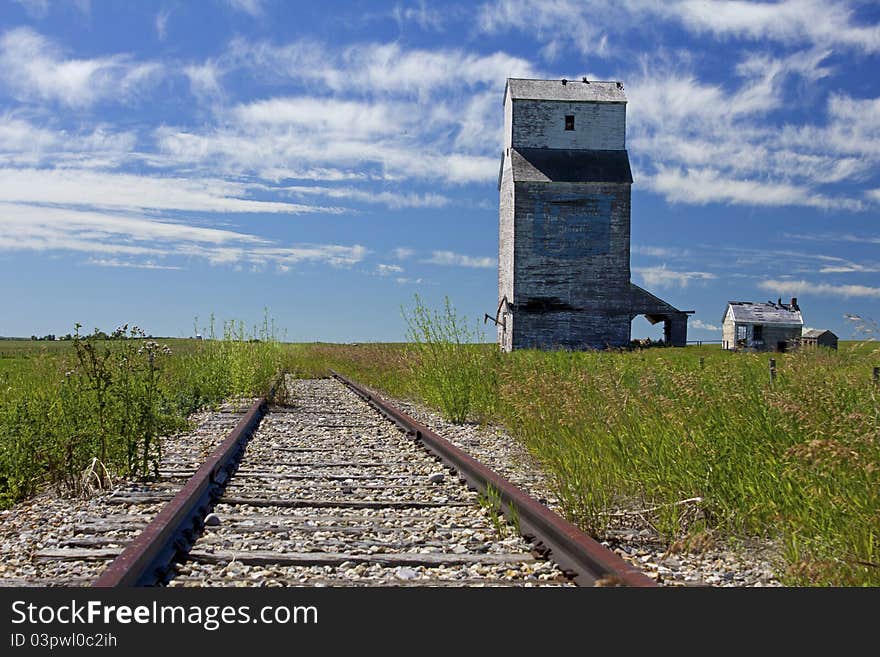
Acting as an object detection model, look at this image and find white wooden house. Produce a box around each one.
[722,299,803,352]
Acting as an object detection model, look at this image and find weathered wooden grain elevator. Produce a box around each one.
[495,78,691,351]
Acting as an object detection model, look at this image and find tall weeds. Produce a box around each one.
[0,319,285,507]
[404,295,497,423]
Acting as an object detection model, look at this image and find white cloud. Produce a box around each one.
[635,265,716,288]
[478,1,880,55]
[392,0,446,31]
[626,52,876,210]
[759,278,880,299]
[184,61,224,100]
[645,167,862,210]
[0,115,137,168]
[156,9,171,41]
[228,39,538,97]
[87,258,182,270]
[0,168,340,214]
[157,39,535,184]
[393,247,415,260]
[0,203,366,269]
[273,184,448,209]
[690,319,720,331]
[376,263,404,275]
[477,0,619,58]
[224,0,263,16]
[425,251,496,268]
[632,245,689,258]
[657,0,880,54]
[0,28,162,107]
[156,103,500,184]
[785,232,880,246]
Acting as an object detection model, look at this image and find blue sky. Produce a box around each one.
[1,0,879,342]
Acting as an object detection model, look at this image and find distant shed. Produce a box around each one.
[798,329,838,350]
[722,299,803,352]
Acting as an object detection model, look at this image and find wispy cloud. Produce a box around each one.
[690,319,720,331]
[0,168,341,214]
[655,0,880,54]
[392,0,446,31]
[376,263,404,275]
[425,250,496,268]
[0,115,137,168]
[632,245,690,258]
[154,39,537,185]
[785,232,880,246]
[87,257,183,270]
[477,0,618,59]
[224,0,264,16]
[635,265,716,288]
[627,52,875,211]
[270,184,449,209]
[478,1,880,56]
[0,203,366,270]
[392,247,415,260]
[645,167,863,210]
[759,278,880,299]
[156,9,171,41]
[0,28,162,107]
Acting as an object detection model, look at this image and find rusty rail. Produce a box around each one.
[92,397,268,587]
[331,371,656,587]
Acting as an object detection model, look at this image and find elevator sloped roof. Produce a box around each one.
[511,147,633,183]
[506,78,627,103]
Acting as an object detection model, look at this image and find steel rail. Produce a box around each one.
[331,371,657,587]
[92,398,269,587]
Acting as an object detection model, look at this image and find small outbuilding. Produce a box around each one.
[798,329,838,350]
[722,298,803,352]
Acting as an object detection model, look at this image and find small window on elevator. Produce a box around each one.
[565,115,575,130]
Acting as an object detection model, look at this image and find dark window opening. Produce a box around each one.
[564,115,575,131]
[753,325,763,341]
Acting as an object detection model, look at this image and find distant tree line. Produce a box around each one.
[30,329,155,341]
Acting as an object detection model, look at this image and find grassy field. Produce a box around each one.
[0,326,285,507]
[3,318,878,586]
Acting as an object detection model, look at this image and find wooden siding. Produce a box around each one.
[510,180,632,350]
[722,317,802,352]
[511,99,626,151]
[498,153,515,352]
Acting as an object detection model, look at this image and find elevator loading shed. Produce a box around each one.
[496,78,691,351]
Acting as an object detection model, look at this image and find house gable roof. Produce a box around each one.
[802,329,837,339]
[726,301,803,326]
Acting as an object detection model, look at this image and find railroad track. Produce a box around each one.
[44,374,653,587]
